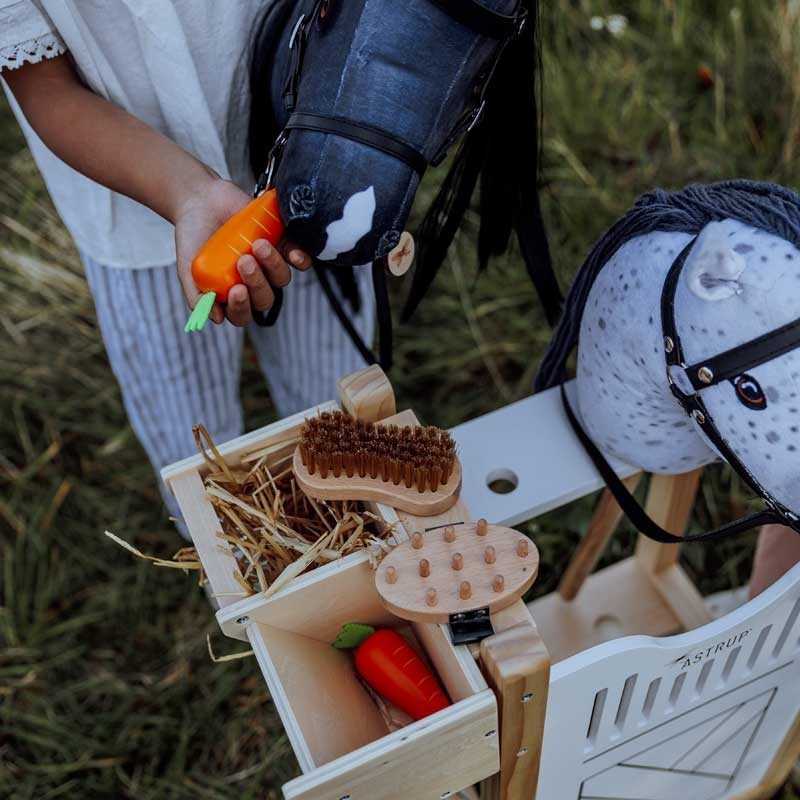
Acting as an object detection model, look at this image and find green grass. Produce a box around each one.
[2,1,800,796]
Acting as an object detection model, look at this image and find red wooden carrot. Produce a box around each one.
[333,623,450,720]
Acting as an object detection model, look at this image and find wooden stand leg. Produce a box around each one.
[558,475,642,601]
[635,469,713,631]
[337,365,396,422]
[479,601,551,800]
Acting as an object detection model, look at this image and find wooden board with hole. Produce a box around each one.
[292,447,462,516]
[376,521,539,624]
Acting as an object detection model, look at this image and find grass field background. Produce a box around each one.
[2,1,800,797]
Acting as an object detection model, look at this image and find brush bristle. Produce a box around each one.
[299,411,456,493]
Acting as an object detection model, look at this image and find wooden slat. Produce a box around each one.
[635,468,703,574]
[281,690,498,800]
[649,563,714,631]
[480,611,550,800]
[558,475,643,601]
[168,470,244,608]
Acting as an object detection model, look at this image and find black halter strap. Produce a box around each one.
[285,112,428,176]
[561,237,800,543]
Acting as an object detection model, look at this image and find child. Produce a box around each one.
[1,1,374,526]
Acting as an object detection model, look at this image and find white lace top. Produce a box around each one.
[0,0,271,269]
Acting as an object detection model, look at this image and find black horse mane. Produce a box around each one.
[403,0,560,324]
[534,180,800,393]
[246,0,561,325]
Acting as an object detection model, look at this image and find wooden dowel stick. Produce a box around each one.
[419,558,430,578]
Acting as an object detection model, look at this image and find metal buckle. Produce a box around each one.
[255,131,289,197]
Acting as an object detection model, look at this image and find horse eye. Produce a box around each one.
[733,374,767,410]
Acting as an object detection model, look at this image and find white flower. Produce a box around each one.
[590,15,605,30]
[606,14,629,36]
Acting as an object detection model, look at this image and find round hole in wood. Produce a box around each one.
[593,613,623,639]
[486,468,519,495]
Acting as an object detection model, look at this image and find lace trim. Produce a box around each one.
[0,33,66,71]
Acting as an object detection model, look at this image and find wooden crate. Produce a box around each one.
[161,368,501,799]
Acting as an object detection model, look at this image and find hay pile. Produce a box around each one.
[192,424,392,598]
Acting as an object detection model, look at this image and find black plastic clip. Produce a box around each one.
[448,607,493,645]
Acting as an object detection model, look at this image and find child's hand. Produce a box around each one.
[174,177,311,326]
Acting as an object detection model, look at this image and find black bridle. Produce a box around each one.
[563,237,800,543]
[252,0,530,366]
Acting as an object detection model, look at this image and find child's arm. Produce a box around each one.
[3,54,310,326]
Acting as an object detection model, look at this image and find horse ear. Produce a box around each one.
[684,221,747,301]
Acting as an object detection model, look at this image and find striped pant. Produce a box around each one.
[82,254,374,530]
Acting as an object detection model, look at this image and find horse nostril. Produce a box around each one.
[289,184,316,219]
[375,229,401,259]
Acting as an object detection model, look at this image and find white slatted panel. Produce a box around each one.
[537,563,800,800]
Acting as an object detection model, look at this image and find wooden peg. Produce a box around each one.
[385,566,398,584]
[493,574,505,593]
[476,518,489,536]
[419,558,430,578]
[459,580,472,600]
[517,539,529,558]
[452,552,464,571]
[444,525,456,543]
[484,545,496,565]
[411,531,424,550]
[426,587,438,607]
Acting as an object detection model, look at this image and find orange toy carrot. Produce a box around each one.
[333,623,450,721]
[184,188,285,332]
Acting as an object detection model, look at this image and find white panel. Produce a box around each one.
[450,382,639,527]
[537,563,800,800]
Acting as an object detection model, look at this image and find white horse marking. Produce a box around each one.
[318,186,376,261]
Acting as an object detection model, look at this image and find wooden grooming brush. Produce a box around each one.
[292,411,461,515]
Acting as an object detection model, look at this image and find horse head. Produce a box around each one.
[248,0,559,319]
[567,188,800,523]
